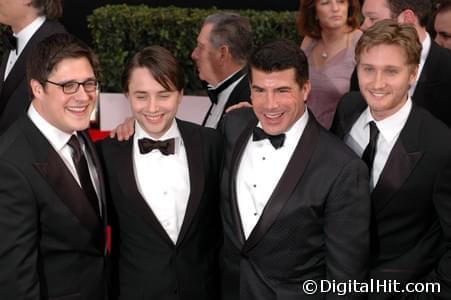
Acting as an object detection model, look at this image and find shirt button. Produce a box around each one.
[262,157,266,160]
[163,191,168,196]
[253,184,257,188]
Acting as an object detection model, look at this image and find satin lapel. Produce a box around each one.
[113,137,174,246]
[230,117,258,246]
[0,53,7,94]
[176,120,205,247]
[242,114,320,253]
[371,107,423,214]
[22,126,102,235]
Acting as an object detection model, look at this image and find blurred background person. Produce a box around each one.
[434,0,451,49]
[297,0,362,129]
[0,0,66,134]
[191,12,252,129]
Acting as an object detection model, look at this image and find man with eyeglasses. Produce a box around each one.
[0,33,109,300]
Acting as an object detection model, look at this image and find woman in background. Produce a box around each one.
[298,0,362,129]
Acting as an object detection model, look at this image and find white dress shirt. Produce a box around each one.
[345,99,412,188]
[204,70,246,129]
[27,104,102,212]
[409,33,431,97]
[133,120,190,244]
[4,16,46,80]
[236,110,309,238]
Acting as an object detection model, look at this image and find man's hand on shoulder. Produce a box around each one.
[109,117,135,141]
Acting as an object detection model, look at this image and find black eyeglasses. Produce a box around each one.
[45,79,99,94]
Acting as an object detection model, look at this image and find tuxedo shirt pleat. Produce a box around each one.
[133,120,190,244]
[236,110,309,238]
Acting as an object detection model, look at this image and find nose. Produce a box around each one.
[264,92,279,110]
[361,18,371,31]
[373,71,386,89]
[74,84,92,100]
[331,1,339,11]
[191,47,198,61]
[146,98,158,112]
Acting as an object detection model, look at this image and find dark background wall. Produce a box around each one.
[61,0,298,45]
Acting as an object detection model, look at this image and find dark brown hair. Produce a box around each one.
[387,0,432,27]
[121,45,185,93]
[297,0,361,39]
[31,0,63,19]
[27,33,100,93]
[248,39,309,88]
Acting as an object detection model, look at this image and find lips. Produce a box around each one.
[369,90,389,98]
[144,113,164,122]
[66,105,91,116]
[264,112,283,119]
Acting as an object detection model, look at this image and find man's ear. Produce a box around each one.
[30,79,44,99]
[397,9,418,26]
[219,45,230,61]
[302,80,312,102]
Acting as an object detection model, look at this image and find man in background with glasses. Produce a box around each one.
[0,33,109,300]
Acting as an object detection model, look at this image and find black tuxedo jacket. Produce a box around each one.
[202,73,251,127]
[349,41,451,127]
[220,108,371,300]
[0,20,65,134]
[331,92,451,299]
[0,115,108,300]
[98,119,223,300]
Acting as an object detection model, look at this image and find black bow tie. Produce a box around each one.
[252,127,286,149]
[1,29,17,53]
[138,138,175,155]
[206,68,246,104]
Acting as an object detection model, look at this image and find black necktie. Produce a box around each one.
[252,127,286,149]
[1,29,17,52]
[361,121,379,172]
[206,68,246,104]
[138,138,175,155]
[67,135,100,216]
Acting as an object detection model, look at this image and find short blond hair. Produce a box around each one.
[355,19,421,69]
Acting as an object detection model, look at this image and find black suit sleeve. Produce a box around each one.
[414,153,451,300]
[0,160,40,299]
[349,67,360,92]
[325,158,370,299]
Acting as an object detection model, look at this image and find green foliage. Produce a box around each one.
[88,5,299,93]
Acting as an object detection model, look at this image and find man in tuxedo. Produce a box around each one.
[0,33,108,299]
[220,39,370,300]
[0,0,66,135]
[349,0,451,127]
[191,12,252,128]
[99,46,222,299]
[332,20,451,299]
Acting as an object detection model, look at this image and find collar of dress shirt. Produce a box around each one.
[363,98,412,145]
[420,33,431,67]
[27,102,75,152]
[134,119,182,154]
[207,68,245,90]
[255,108,309,150]
[14,16,46,55]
